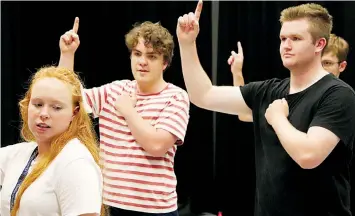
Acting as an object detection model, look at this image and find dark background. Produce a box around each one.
[2,1,355,215]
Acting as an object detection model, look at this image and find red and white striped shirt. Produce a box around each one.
[83,80,190,213]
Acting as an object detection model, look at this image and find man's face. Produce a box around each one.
[321,52,347,78]
[279,19,325,71]
[130,37,167,85]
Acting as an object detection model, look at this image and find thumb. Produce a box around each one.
[228,55,234,65]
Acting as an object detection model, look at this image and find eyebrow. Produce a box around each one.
[132,48,158,55]
[31,97,66,104]
[280,34,302,38]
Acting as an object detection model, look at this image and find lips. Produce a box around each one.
[36,123,50,128]
[283,53,294,57]
[138,69,149,73]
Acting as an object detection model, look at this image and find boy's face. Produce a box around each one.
[321,52,347,78]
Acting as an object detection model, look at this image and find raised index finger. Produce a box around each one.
[237,41,243,56]
[194,0,203,21]
[73,17,79,34]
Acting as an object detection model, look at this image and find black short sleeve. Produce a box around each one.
[240,81,266,110]
[309,86,355,147]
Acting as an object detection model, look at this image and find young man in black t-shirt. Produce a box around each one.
[177,1,355,216]
[232,33,350,122]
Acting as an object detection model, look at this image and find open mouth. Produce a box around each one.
[36,123,50,128]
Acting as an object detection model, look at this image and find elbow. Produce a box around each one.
[238,114,253,122]
[188,87,213,109]
[189,95,204,108]
[296,154,322,169]
[144,141,169,157]
[147,145,169,157]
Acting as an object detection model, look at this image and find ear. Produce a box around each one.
[72,106,79,120]
[316,38,327,53]
[163,62,168,71]
[339,61,347,73]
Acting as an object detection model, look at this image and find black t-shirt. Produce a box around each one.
[240,74,355,216]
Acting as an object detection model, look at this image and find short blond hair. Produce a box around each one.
[125,21,174,68]
[323,33,349,62]
[280,3,333,45]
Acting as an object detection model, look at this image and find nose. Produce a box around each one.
[138,56,148,66]
[282,38,292,50]
[39,107,50,120]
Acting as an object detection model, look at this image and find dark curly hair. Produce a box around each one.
[125,21,174,68]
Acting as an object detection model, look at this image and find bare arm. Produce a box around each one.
[59,53,75,71]
[178,43,251,116]
[227,42,253,122]
[272,117,339,169]
[58,17,80,71]
[116,93,189,157]
[266,88,355,169]
[232,75,253,121]
[177,1,251,116]
[123,108,178,157]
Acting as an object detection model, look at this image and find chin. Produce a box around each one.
[282,60,295,70]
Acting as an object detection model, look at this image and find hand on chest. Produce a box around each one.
[261,93,315,131]
[111,93,169,125]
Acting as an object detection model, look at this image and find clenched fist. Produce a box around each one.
[265,98,289,126]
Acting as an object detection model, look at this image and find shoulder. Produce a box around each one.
[242,77,289,95]
[110,79,135,88]
[165,83,189,102]
[55,138,97,165]
[320,76,355,102]
[2,141,37,157]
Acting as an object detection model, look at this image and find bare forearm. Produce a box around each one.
[122,109,162,156]
[233,73,245,87]
[271,117,315,168]
[179,43,213,105]
[58,53,75,71]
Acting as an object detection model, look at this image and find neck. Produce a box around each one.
[289,60,328,94]
[137,79,167,95]
[37,141,51,157]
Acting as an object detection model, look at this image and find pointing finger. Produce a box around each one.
[73,17,79,34]
[237,41,243,56]
[194,0,203,22]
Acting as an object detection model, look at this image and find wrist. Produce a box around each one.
[119,106,135,117]
[232,69,243,76]
[270,115,288,128]
[178,41,197,49]
[60,52,75,58]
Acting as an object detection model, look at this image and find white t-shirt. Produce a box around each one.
[0,138,103,216]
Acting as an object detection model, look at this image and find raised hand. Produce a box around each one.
[59,17,80,54]
[228,41,244,74]
[176,0,203,45]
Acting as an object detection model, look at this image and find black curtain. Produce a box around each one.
[2,1,355,216]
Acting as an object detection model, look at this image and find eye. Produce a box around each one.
[53,105,62,110]
[33,103,42,107]
[148,55,157,60]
